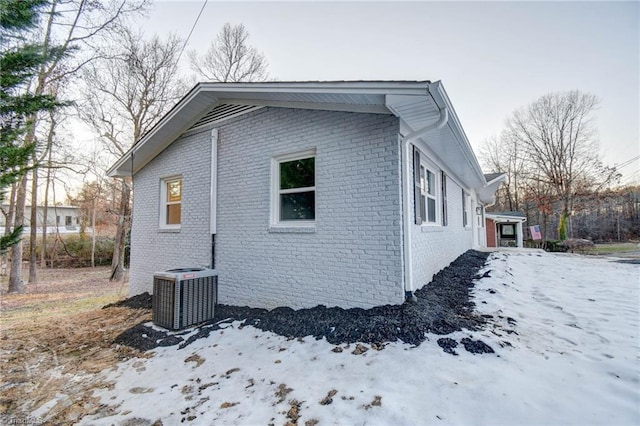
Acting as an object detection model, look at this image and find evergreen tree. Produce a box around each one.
[0,0,60,254]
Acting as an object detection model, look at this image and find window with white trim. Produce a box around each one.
[462,190,470,228]
[424,167,437,223]
[272,149,315,225]
[160,176,182,228]
[441,171,448,226]
[413,147,446,226]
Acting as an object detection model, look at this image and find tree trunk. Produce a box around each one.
[4,183,16,235]
[110,179,131,281]
[8,175,28,293]
[28,166,38,284]
[41,167,50,267]
[1,184,17,276]
[40,114,56,268]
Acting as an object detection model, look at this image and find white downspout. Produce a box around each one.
[210,128,218,269]
[401,106,449,301]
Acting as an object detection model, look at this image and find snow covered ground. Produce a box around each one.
[79,250,639,426]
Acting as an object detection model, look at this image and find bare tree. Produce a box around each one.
[480,133,528,212]
[504,90,617,239]
[81,28,187,281]
[188,23,268,82]
[7,0,147,292]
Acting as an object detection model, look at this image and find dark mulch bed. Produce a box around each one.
[112,250,495,355]
[103,292,152,310]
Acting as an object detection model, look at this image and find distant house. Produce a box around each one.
[108,81,505,309]
[485,211,527,248]
[0,205,82,236]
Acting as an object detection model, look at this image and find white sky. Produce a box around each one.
[140,0,639,184]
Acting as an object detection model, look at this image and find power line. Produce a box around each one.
[175,0,208,66]
[621,169,640,185]
[615,155,640,170]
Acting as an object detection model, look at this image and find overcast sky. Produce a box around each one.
[142,1,639,184]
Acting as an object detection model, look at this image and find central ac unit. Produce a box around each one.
[152,268,218,330]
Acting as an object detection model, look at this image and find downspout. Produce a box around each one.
[210,128,218,269]
[400,105,449,302]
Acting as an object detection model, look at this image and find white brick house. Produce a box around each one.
[108,81,505,309]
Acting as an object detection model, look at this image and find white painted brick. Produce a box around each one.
[129,107,404,309]
[409,149,474,290]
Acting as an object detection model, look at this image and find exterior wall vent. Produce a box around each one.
[152,268,218,330]
[187,104,262,131]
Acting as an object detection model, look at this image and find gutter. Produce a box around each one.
[399,83,449,302]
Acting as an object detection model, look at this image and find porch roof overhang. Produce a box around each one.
[486,212,528,223]
[107,80,498,196]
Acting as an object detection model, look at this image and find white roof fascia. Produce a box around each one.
[485,173,508,186]
[197,81,432,96]
[216,97,391,115]
[107,87,220,177]
[107,81,488,179]
[428,82,487,188]
[486,213,527,223]
[478,173,508,204]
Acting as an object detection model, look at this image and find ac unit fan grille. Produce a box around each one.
[152,272,217,330]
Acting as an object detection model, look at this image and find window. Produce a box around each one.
[462,190,470,228]
[413,147,444,226]
[425,167,437,223]
[160,176,182,228]
[65,216,72,226]
[501,224,515,236]
[418,164,437,224]
[272,150,315,225]
[56,216,60,225]
[441,172,448,226]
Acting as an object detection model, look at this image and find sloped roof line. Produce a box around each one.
[107,81,491,193]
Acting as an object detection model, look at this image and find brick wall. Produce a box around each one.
[129,129,213,296]
[409,147,475,290]
[130,107,404,309]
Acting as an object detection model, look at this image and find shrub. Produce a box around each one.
[558,238,595,253]
[24,234,114,268]
[543,240,569,253]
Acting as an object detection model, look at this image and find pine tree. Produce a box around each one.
[0,0,60,254]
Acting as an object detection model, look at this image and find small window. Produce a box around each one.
[272,150,315,225]
[501,224,515,236]
[65,216,72,226]
[161,176,182,228]
[441,172,448,226]
[462,190,470,228]
[418,165,438,224]
[426,169,437,223]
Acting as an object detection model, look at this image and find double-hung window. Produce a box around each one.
[272,149,316,225]
[414,147,442,226]
[160,176,182,229]
[418,165,437,224]
[424,167,437,223]
[462,190,470,228]
[441,172,448,226]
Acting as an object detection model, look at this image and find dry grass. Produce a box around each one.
[0,266,150,424]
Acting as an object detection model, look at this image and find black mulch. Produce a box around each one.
[110,250,497,355]
[103,292,152,310]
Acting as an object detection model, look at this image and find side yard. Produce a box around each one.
[1,252,639,425]
[0,268,149,423]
